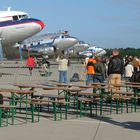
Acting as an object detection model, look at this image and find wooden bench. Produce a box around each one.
[42,94,65,100]
[0,105,16,127]
[125,81,140,85]
[109,93,135,114]
[78,92,100,98]
[54,83,73,88]
[111,91,134,96]
[0,89,36,124]
[77,97,99,117]
[27,98,70,121]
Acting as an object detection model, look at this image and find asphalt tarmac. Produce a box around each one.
[0,60,139,140]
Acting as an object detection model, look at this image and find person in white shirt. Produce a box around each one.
[125,59,134,81]
[56,55,69,83]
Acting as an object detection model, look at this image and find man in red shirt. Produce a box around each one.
[27,55,35,76]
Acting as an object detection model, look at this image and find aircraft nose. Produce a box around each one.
[69,37,78,45]
[35,20,45,29]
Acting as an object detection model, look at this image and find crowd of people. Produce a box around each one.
[26,49,140,91]
[83,48,140,91]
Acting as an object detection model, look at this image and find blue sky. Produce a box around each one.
[1,0,140,48]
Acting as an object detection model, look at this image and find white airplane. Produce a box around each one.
[0,8,44,59]
[67,41,90,55]
[21,32,78,56]
[78,46,106,57]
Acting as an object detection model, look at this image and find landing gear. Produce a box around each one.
[0,38,4,61]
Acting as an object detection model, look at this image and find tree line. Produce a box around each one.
[105,48,140,58]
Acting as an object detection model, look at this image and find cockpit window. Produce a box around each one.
[18,14,29,20]
[54,36,59,39]
[13,16,19,21]
[64,35,71,38]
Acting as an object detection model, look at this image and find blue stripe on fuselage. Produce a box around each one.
[0,18,40,27]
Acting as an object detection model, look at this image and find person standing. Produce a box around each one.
[56,55,69,83]
[27,55,35,76]
[108,49,124,92]
[94,57,106,83]
[132,57,140,72]
[124,58,134,81]
[86,55,96,85]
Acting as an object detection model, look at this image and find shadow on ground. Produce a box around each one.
[91,115,140,131]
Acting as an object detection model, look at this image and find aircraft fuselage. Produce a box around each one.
[0,10,44,58]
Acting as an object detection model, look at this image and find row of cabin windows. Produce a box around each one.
[13,14,29,21]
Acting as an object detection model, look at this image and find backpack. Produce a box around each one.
[70,73,80,82]
[130,71,140,82]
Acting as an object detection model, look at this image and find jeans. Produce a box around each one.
[94,74,104,83]
[59,71,68,83]
[94,74,105,93]
[86,74,95,85]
